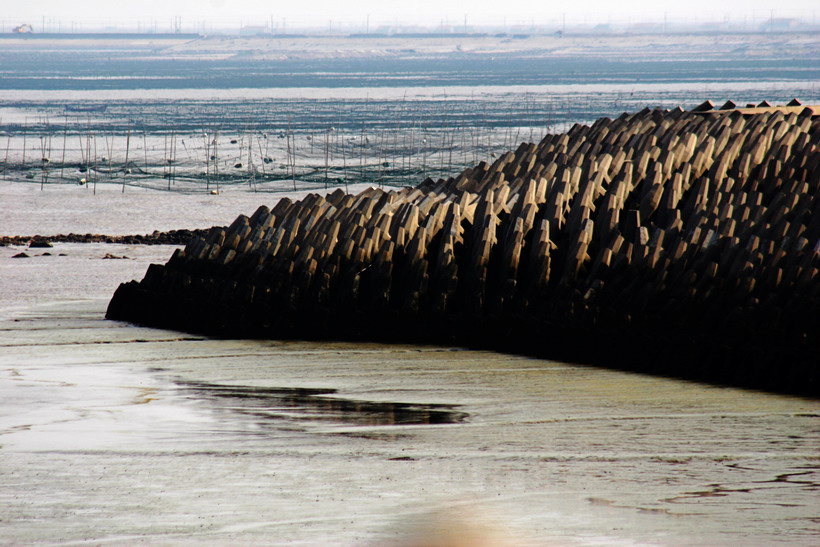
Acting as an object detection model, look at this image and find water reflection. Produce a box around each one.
[177,381,468,427]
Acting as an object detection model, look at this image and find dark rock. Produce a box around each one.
[29,240,53,248]
[12,252,30,258]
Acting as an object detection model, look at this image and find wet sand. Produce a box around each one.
[1,240,818,545]
[0,180,377,237]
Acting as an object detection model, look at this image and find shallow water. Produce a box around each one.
[0,180,377,236]
[0,243,818,545]
[2,34,818,192]
[5,80,819,199]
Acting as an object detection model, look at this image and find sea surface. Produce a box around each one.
[1,32,819,191]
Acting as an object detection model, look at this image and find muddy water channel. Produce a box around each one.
[1,243,818,546]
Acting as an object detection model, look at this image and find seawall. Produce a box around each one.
[107,106,819,396]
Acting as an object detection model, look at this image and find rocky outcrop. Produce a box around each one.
[107,106,820,396]
[0,229,210,247]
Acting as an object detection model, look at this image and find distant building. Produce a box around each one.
[13,24,33,33]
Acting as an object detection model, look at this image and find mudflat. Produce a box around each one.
[1,231,818,546]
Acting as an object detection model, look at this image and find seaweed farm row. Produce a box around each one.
[3,87,817,192]
[0,120,539,193]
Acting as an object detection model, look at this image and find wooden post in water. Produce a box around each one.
[76,131,85,178]
[164,134,169,190]
[324,126,330,189]
[341,131,347,192]
[421,132,427,181]
[92,133,98,195]
[214,131,220,194]
[105,133,114,182]
[60,114,68,180]
[142,129,148,179]
[3,135,10,180]
[246,133,252,189]
[21,118,27,174]
[291,128,297,190]
[255,134,266,179]
[171,131,177,187]
[39,136,45,190]
[122,128,131,193]
[85,117,91,190]
[286,124,295,190]
[204,131,210,192]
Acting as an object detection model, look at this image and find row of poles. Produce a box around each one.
[0,114,563,194]
[0,88,673,192]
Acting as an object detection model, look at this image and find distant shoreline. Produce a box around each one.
[0,33,200,40]
[1,29,817,40]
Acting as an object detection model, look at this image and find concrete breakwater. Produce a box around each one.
[107,106,819,396]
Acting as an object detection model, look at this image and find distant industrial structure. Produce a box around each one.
[3,13,819,37]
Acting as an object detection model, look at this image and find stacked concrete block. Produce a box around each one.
[108,105,819,395]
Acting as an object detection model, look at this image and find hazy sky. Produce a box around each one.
[5,0,818,28]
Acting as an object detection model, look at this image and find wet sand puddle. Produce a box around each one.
[176,380,468,428]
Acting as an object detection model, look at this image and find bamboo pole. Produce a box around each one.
[122,127,131,193]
